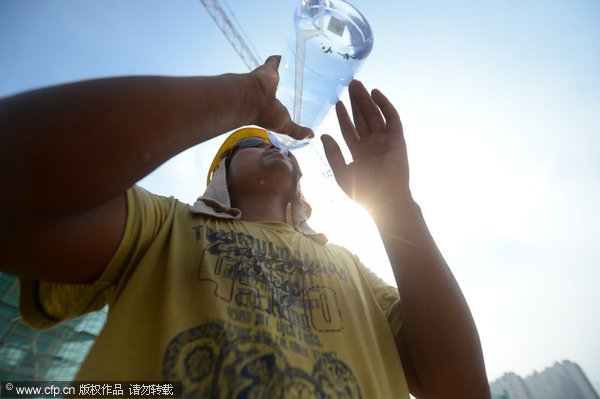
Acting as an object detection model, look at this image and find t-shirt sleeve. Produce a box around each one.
[18,186,175,329]
[357,260,403,338]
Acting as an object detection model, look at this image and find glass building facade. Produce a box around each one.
[0,273,106,380]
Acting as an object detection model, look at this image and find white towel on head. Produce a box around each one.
[191,157,328,244]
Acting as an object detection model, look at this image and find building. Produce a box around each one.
[0,273,106,379]
[490,360,600,399]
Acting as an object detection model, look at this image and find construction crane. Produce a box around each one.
[199,0,333,178]
[199,0,261,70]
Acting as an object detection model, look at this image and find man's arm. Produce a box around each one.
[322,80,490,398]
[0,56,312,283]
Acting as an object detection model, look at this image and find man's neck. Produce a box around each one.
[233,194,289,223]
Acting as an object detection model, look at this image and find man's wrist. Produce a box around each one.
[237,72,268,127]
[369,197,424,225]
[368,192,419,216]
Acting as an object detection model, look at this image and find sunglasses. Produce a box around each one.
[234,137,270,149]
[222,137,270,167]
[223,136,293,166]
[222,137,269,160]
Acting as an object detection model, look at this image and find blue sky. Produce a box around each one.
[1,0,599,388]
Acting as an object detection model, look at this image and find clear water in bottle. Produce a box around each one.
[268,0,373,152]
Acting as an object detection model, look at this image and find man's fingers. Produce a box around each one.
[287,122,314,141]
[349,81,369,136]
[263,55,281,69]
[349,80,385,136]
[275,118,314,141]
[266,97,313,140]
[372,89,403,133]
[335,101,360,159]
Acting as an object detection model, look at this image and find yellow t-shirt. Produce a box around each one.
[20,186,408,398]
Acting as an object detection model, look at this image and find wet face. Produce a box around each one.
[225,141,298,199]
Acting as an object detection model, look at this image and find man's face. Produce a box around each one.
[225,139,298,198]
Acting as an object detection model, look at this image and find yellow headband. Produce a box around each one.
[206,127,270,186]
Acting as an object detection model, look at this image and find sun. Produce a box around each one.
[303,175,396,287]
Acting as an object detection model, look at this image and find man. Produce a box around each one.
[0,56,491,398]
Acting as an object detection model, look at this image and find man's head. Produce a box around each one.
[207,127,300,204]
[199,126,326,243]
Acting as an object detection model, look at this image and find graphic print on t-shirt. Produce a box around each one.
[162,224,363,398]
[163,320,361,398]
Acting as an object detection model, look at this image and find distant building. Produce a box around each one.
[490,360,600,399]
[0,273,107,379]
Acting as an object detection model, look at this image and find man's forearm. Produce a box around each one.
[372,200,490,397]
[0,73,257,224]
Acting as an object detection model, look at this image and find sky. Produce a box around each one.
[1,0,599,389]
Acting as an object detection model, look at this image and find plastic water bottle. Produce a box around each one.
[268,0,374,151]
